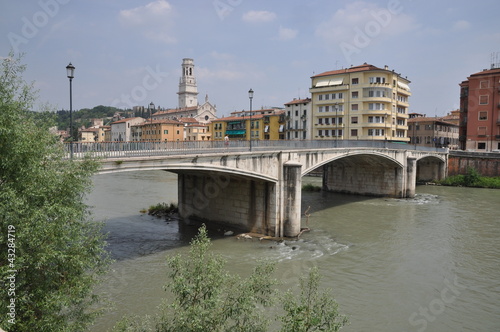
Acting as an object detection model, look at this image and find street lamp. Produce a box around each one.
[248,88,254,151]
[149,102,154,142]
[66,62,75,158]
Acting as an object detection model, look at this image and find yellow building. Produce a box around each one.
[131,120,184,142]
[210,109,286,141]
[310,63,411,142]
[185,124,210,141]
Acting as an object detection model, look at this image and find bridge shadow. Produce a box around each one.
[102,214,227,261]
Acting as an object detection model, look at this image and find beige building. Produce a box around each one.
[408,113,459,149]
[131,119,184,142]
[310,63,411,142]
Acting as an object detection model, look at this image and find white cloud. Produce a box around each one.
[119,0,173,25]
[242,10,276,23]
[278,26,298,41]
[452,20,471,31]
[119,0,176,44]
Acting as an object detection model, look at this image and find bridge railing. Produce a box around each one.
[65,140,448,159]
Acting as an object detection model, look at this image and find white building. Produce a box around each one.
[110,117,145,142]
[284,98,312,140]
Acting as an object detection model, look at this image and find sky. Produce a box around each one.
[1,0,499,117]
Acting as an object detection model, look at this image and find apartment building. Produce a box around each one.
[284,98,311,140]
[408,113,459,149]
[309,63,411,141]
[459,66,500,151]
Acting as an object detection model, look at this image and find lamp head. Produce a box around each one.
[66,63,75,79]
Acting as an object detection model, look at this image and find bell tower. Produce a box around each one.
[177,58,198,108]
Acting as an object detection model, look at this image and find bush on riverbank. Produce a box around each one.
[143,202,178,218]
[302,183,322,192]
[437,167,500,189]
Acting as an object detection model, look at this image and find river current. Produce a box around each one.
[88,170,500,332]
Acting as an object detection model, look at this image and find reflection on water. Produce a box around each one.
[89,171,500,332]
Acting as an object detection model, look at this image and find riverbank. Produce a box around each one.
[436,167,500,189]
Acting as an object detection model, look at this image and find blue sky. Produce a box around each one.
[1,0,499,117]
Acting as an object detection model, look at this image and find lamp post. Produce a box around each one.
[149,101,154,142]
[248,88,254,151]
[66,63,75,158]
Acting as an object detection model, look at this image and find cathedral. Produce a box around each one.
[152,58,217,124]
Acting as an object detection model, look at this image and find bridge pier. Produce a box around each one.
[282,161,302,237]
[177,172,277,236]
[406,157,417,197]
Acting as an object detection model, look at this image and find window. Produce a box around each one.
[479,111,488,120]
[318,129,323,136]
[352,78,359,84]
[319,118,323,124]
[295,110,298,116]
[478,142,486,150]
[369,76,386,84]
[351,116,358,124]
[338,93,343,99]
[164,130,168,134]
[325,106,330,112]
[319,106,324,112]
[352,104,358,111]
[352,91,358,98]
[368,103,384,110]
[351,129,358,136]
[325,94,330,100]
[479,95,488,105]
[480,81,489,89]
[318,95,323,101]
[325,118,330,125]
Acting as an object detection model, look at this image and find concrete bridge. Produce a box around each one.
[75,140,448,237]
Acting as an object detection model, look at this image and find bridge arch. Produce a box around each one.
[301,151,404,176]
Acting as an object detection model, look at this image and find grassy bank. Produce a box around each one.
[436,167,500,189]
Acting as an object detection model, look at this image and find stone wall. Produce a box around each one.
[448,151,500,177]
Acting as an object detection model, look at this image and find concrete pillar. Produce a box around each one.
[406,157,417,198]
[282,161,302,237]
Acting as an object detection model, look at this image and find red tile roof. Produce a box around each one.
[284,98,311,105]
[111,117,144,124]
[312,63,387,78]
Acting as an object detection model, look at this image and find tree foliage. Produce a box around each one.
[278,267,348,332]
[113,225,347,332]
[0,53,110,331]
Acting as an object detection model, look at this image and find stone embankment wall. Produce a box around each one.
[448,151,500,177]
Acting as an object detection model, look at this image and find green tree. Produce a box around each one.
[0,53,110,331]
[113,225,347,332]
[278,267,348,332]
[157,225,277,332]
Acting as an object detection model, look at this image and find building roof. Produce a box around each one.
[312,63,410,82]
[111,117,143,124]
[153,106,199,116]
[468,66,500,78]
[407,117,458,126]
[134,119,182,127]
[284,98,311,105]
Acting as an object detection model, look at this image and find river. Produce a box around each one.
[88,170,500,332]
